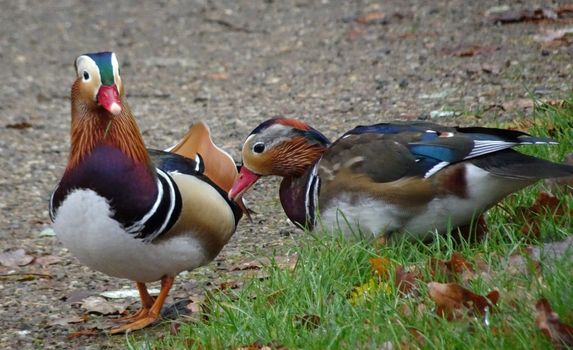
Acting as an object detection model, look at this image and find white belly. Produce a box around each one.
[319,196,409,238]
[53,189,209,282]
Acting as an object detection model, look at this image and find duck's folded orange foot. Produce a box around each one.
[114,306,150,323]
[110,313,160,334]
[110,276,175,335]
[114,282,155,323]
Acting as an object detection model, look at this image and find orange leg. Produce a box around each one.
[115,282,155,322]
[110,276,175,334]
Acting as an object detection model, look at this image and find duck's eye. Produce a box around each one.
[253,142,265,154]
[83,71,90,81]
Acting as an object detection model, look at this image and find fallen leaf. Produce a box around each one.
[34,255,63,266]
[535,298,573,348]
[355,11,386,25]
[442,45,497,57]
[230,259,263,271]
[369,257,421,295]
[5,121,32,129]
[427,282,499,321]
[207,72,229,81]
[527,236,573,265]
[557,5,573,16]
[39,227,56,237]
[80,296,131,315]
[502,98,535,113]
[480,63,503,75]
[100,288,160,299]
[394,266,419,295]
[428,252,475,282]
[218,280,242,290]
[48,315,88,327]
[517,192,570,238]
[186,297,204,314]
[0,248,34,267]
[446,252,474,274]
[369,256,391,278]
[67,328,98,339]
[534,27,573,47]
[349,278,392,305]
[62,289,95,303]
[273,254,299,271]
[346,26,366,40]
[489,7,558,24]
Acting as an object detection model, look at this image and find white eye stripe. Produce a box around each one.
[75,55,101,99]
[110,52,122,91]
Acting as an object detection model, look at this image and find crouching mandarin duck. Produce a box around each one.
[229,117,573,240]
[49,52,243,333]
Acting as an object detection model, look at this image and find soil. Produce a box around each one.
[0,0,571,348]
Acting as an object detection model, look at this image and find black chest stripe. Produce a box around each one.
[125,169,182,242]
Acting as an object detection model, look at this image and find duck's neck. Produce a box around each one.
[55,96,159,226]
[68,97,151,174]
[279,162,320,230]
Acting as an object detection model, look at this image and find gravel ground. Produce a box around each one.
[0,0,572,348]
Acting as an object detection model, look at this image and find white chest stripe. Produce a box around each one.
[305,162,320,225]
[124,168,178,240]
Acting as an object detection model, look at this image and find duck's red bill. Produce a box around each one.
[97,84,122,115]
[229,166,260,202]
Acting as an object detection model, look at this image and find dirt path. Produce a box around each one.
[1,0,571,348]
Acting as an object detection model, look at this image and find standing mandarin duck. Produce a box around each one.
[229,117,573,240]
[49,52,242,334]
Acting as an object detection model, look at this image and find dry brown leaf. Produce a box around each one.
[48,315,88,327]
[489,7,558,24]
[427,282,499,321]
[442,45,497,57]
[369,257,421,295]
[273,254,299,271]
[429,252,475,282]
[207,72,229,81]
[230,260,263,271]
[67,328,98,339]
[0,248,34,267]
[517,192,570,238]
[34,255,64,266]
[394,266,420,295]
[80,296,131,315]
[533,28,573,47]
[502,98,535,113]
[6,121,32,129]
[369,256,391,278]
[218,280,243,290]
[557,5,573,15]
[355,11,386,25]
[447,252,474,274]
[535,298,573,348]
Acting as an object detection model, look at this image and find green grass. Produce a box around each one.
[133,98,573,349]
